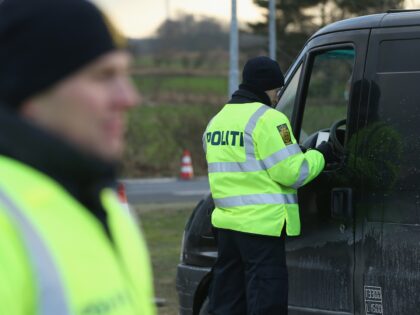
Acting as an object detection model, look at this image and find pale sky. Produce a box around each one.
[92,0,265,38]
[91,0,420,39]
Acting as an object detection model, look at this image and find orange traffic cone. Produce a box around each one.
[117,182,128,204]
[180,149,194,180]
[117,182,132,215]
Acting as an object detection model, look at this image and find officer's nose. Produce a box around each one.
[113,76,140,109]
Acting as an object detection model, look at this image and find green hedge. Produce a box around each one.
[121,104,221,177]
[133,75,227,95]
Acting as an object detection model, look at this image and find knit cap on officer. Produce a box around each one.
[0,0,125,109]
[242,56,284,94]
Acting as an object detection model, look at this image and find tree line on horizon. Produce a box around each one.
[133,0,405,72]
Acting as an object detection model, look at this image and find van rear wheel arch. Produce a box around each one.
[193,272,212,315]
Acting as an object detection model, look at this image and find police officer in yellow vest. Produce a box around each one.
[0,1,156,314]
[204,57,334,314]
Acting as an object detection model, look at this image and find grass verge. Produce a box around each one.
[136,203,196,315]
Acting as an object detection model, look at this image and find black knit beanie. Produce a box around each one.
[242,56,284,93]
[0,0,125,108]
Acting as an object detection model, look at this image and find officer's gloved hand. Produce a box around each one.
[315,141,335,164]
[299,145,307,153]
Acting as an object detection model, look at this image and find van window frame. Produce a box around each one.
[293,43,357,146]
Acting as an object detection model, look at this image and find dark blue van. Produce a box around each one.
[177,10,420,315]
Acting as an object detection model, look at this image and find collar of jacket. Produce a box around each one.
[0,105,117,237]
[228,83,272,106]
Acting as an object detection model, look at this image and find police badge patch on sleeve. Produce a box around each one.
[277,124,293,145]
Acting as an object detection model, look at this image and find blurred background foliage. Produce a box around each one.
[122,0,405,178]
[122,104,218,177]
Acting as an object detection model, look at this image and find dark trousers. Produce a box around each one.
[209,229,288,315]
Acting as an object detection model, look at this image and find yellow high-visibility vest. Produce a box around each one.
[204,102,325,236]
[0,155,156,315]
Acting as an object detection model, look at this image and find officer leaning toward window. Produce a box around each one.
[0,0,156,314]
[203,56,335,314]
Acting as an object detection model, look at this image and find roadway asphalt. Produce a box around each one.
[122,176,210,204]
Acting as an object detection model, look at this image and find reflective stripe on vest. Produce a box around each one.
[244,105,269,158]
[207,144,301,172]
[291,159,309,189]
[206,104,310,188]
[0,189,70,315]
[213,193,297,208]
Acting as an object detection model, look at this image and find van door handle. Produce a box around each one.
[331,188,353,220]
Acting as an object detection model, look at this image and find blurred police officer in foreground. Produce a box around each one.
[203,56,334,314]
[0,0,156,314]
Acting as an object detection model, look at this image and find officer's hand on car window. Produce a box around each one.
[315,141,335,164]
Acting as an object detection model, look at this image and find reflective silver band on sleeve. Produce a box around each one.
[213,193,297,208]
[208,143,301,173]
[0,189,70,315]
[290,159,310,189]
[262,144,301,169]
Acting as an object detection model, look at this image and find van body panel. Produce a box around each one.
[176,12,420,315]
[355,24,420,315]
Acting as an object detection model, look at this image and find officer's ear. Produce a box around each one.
[265,87,282,108]
[20,99,35,118]
[20,96,41,119]
[19,90,53,123]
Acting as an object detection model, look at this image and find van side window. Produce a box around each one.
[300,48,355,143]
[378,38,420,72]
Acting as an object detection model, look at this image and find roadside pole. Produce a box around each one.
[165,0,170,20]
[229,0,239,97]
[269,0,276,60]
